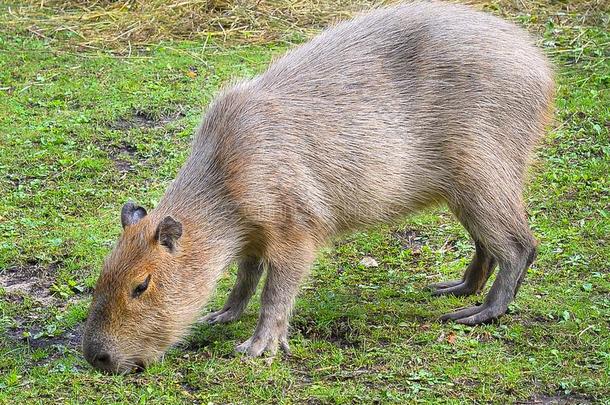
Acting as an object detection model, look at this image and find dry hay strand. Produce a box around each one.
[2,0,605,53]
[3,0,390,52]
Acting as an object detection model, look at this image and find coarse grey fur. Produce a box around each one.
[193,1,554,355]
[84,1,554,370]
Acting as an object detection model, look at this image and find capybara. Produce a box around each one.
[82,1,554,373]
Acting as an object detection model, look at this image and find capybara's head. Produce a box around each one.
[82,202,202,374]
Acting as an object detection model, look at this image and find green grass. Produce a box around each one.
[0,1,609,403]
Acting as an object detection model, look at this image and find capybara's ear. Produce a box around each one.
[121,202,147,228]
[155,216,182,252]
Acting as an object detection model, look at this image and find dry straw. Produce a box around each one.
[3,0,390,52]
[2,0,604,53]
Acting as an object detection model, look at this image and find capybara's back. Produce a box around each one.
[197,2,553,242]
[84,2,554,372]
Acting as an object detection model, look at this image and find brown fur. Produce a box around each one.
[83,1,554,373]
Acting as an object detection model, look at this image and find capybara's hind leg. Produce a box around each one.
[428,241,496,296]
[439,194,537,324]
[202,256,264,324]
[440,244,536,324]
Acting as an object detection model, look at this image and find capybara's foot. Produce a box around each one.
[236,328,290,357]
[440,303,507,325]
[428,279,479,297]
[200,307,243,324]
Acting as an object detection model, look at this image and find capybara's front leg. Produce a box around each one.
[202,256,264,324]
[236,244,314,357]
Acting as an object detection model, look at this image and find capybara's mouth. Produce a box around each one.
[113,359,146,375]
[130,359,146,374]
[136,360,145,370]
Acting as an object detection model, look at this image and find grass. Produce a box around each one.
[0,0,609,403]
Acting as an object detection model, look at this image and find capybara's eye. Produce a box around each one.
[132,275,151,298]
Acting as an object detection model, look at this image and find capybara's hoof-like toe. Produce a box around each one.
[428,280,478,297]
[235,337,268,357]
[235,333,290,358]
[440,304,506,325]
[428,280,462,290]
[201,308,242,324]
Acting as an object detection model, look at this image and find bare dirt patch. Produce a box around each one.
[103,141,139,173]
[109,110,186,131]
[103,109,187,173]
[0,265,57,305]
[6,320,82,351]
[4,321,83,366]
[1,264,88,364]
[4,173,34,190]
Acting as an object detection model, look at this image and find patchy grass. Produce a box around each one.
[0,0,609,403]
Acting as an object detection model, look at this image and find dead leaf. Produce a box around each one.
[359,256,378,268]
[186,67,198,78]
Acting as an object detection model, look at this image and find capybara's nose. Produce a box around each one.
[93,352,112,370]
[83,339,117,373]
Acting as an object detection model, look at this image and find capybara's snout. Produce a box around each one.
[82,327,145,374]
[82,336,115,373]
[81,331,131,374]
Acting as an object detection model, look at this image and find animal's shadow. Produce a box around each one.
[180,286,436,356]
